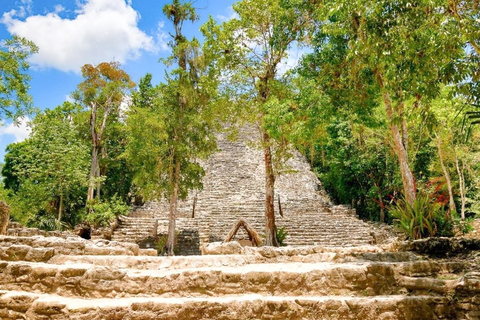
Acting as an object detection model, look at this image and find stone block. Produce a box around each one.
[201,242,243,255]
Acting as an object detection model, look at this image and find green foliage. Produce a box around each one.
[29,214,58,231]
[2,103,89,229]
[85,195,129,228]
[306,116,400,221]
[390,192,454,240]
[0,36,38,121]
[125,33,218,202]
[275,226,288,246]
[101,120,134,203]
[457,217,474,235]
[155,235,169,255]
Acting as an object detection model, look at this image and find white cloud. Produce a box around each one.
[16,0,33,18]
[0,118,31,143]
[1,0,158,73]
[155,21,169,52]
[53,5,65,14]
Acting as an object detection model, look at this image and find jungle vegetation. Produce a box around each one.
[2,0,479,251]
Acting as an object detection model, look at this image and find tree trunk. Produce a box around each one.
[375,72,416,205]
[381,91,416,206]
[96,159,101,200]
[460,160,466,219]
[435,133,456,213]
[454,148,466,220]
[87,146,98,202]
[0,201,10,236]
[57,191,63,229]
[87,101,111,204]
[88,101,100,203]
[263,130,278,247]
[166,158,180,256]
[87,146,99,202]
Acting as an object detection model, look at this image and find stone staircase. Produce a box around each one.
[1,229,480,319]
[112,126,381,252]
[111,209,156,244]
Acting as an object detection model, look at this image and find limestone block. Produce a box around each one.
[139,248,158,256]
[4,245,31,261]
[201,242,243,255]
[30,300,66,316]
[112,241,140,256]
[24,247,55,262]
[0,293,36,313]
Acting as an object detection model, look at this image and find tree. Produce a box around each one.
[0,36,38,121]
[2,103,89,229]
[447,1,480,57]
[73,62,135,203]
[126,1,218,255]
[447,1,480,117]
[202,0,307,246]
[426,88,480,220]
[307,0,465,206]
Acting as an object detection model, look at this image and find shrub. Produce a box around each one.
[390,192,454,240]
[275,226,288,246]
[85,195,129,228]
[455,216,475,235]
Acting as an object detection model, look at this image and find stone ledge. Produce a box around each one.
[400,237,480,258]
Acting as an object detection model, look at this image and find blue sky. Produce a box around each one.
[0,0,237,160]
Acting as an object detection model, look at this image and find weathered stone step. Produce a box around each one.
[0,258,469,299]
[0,261,391,298]
[0,236,140,257]
[44,250,428,270]
[0,290,454,320]
[48,254,266,271]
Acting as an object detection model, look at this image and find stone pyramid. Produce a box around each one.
[112,126,379,253]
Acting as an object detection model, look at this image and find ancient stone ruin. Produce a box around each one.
[111,127,383,254]
[1,127,480,319]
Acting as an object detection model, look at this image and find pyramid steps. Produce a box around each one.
[110,126,383,251]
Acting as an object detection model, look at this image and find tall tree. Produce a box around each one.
[307,0,465,206]
[202,0,307,246]
[73,62,134,203]
[126,1,218,255]
[0,36,37,121]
